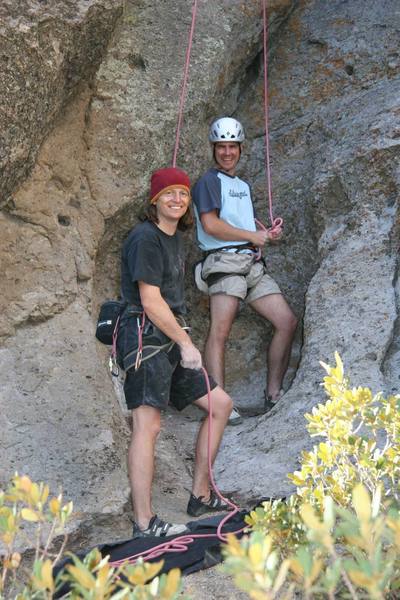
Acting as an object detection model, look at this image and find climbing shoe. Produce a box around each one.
[263,390,284,414]
[132,515,189,539]
[228,406,243,426]
[187,490,230,517]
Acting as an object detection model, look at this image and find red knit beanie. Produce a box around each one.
[150,167,191,204]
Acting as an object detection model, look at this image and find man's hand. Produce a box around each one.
[249,230,270,247]
[267,225,283,243]
[179,341,202,370]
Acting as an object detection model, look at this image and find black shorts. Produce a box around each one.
[123,344,217,411]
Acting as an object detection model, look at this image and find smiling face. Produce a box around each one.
[155,187,190,226]
[214,141,241,175]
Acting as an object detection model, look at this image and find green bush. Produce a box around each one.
[222,353,400,599]
[291,353,399,506]
[0,474,185,600]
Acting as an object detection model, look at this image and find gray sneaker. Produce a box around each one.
[132,515,189,539]
[228,407,243,426]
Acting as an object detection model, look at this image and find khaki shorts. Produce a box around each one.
[199,251,281,303]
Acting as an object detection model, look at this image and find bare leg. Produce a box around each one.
[204,294,239,388]
[191,386,232,498]
[249,294,297,400]
[129,405,161,529]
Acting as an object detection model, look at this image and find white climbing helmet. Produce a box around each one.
[209,117,245,143]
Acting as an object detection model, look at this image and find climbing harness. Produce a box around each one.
[115,309,191,374]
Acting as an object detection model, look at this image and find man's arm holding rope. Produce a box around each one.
[200,210,282,246]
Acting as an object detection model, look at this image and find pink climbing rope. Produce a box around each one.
[172,0,199,168]
[202,366,241,539]
[262,0,283,233]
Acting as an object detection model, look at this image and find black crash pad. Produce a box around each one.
[54,511,248,597]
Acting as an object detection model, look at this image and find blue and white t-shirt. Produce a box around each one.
[192,168,256,251]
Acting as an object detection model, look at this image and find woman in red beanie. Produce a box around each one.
[118,167,233,538]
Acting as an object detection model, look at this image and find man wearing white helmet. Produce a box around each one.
[192,117,297,424]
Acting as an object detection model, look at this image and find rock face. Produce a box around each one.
[0,0,399,552]
[0,0,123,207]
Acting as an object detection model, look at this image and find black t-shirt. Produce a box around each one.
[120,220,186,315]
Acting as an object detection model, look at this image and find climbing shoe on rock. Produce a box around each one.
[263,390,284,414]
[187,490,230,517]
[228,406,243,426]
[132,515,189,539]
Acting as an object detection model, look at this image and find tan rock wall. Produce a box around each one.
[0,0,123,206]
